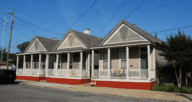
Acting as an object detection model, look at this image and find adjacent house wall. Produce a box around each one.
[111,48,120,70]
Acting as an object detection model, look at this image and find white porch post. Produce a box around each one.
[56,54,58,77]
[67,53,70,77]
[38,54,41,75]
[30,55,33,75]
[88,52,90,76]
[80,52,83,77]
[147,45,151,81]
[108,48,110,79]
[153,46,156,80]
[126,47,129,80]
[92,50,94,78]
[23,55,26,75]
[16,55,19,74]
[45,54,49,76]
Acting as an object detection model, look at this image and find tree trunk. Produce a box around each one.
[174,65,180,87]
[186,74,188,87]
[179,67,182,91]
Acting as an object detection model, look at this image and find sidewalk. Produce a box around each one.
[16,80,192,102]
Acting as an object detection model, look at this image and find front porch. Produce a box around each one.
[91,44,156,90]
[16,51,91,84]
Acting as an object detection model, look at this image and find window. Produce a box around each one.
[69,54,73,69]
[103,51,108,69]
[120,50,126,69]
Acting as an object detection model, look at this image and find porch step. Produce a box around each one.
[39,80,46,82]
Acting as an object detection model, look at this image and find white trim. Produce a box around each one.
[57,33,86,50]
[16,56,19,74]
[56,54,58,77]
[23,55,26,75]
[80,52,83,77]
[92,79,154,82]
[147,45,151,81]
[103,24,148,45]
[30,55,33,75]
[92,50,94,77]
[108,48,110,79]
[27,38,47,53]
[90,42,152,49]
[126,46,129,80]
[67,53,70,77]
[46,76,90,79]
[139,46,141,78]
[119,49,126,70]
[45,54,49,76]
[38,54,41,75]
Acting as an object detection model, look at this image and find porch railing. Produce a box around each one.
[150,69,155,79]
[48,69,56,76]
[93,69,99,77]
[39,69,45,75]
[68,69,80,77]
[140,69,148,79]
[17,69,23,75]
[99,70,108,77]
[57,69,67,77]
[31,69,38,75]
[129,69,140,78]
[25,69,31,75]
[82,69,89,77]
[110,69,127,79]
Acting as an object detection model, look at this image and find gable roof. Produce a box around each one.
[53,29,103,52]
[99,20,163,46]
[24,36,59,53]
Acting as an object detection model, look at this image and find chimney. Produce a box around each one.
[84,29,90,35]
[133,24,137,27]
[52,38,57,40]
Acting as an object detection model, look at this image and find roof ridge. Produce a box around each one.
[36,36,59,41]
[70,29,103,39]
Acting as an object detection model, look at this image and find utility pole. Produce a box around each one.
[6,12,14,69]
[155,32,157,38]
[1,16,7,61]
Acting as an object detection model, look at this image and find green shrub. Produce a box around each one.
[181,86,192,94]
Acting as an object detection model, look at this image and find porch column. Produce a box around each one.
[108,48,110,79]
[67,53,70,77]
[88,52,90,76]
[45,54,49,76]
[80,52,83,77]
[126,47,129,80]
[23,55,26,75]
[38,54,41,75]
[30,55,33,75]
[147,45,151,81]
[153,46,156,80]
[56,54,59,77]
[16,55,19,74]
[92,50,94,78]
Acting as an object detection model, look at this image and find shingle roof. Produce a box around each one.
[99,20,163,46]
[36,36,59,52]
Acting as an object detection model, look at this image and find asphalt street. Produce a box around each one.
[0,83,166,102]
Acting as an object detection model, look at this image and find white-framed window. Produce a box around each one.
[120,50,126,69]
[103,51,108,69]
[69,53,73,69]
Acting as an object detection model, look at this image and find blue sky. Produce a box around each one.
[0,0,192,53]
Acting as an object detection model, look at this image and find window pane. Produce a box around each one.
[121,51,126,59]
[103,52,108,60]
[121,60,126,69]
[103,61,108,69]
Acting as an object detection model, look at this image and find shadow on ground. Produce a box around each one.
[176,94,192,101]
[0,80,24,85]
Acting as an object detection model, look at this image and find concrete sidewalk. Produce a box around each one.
[16,80,192,102]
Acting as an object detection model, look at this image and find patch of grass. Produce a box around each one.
[151,85,192,94]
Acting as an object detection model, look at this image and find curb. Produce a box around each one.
[19,82,190,102]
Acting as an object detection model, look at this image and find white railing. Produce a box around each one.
[25,69,31,75]
[17,69,23,75]
[99,70,108,77]
[82,69,89,77]
[57,69,67,77]
[39,69,45,75]
[110,69,127,79]
[150,69,155,79]
[140,69,148,79]
[31,69,38,75]
[93,69,99,77]
[48,69,55,76]
[129,69,140,78]
[68,69,80,77]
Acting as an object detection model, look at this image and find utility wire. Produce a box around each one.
[98,0,127,35]
[124,0,146,20]
[69,0,98,29]
[150,25,192,34]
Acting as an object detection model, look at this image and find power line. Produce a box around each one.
[98,0,127,35]
[69,0,98,29]
[124,0,146,20]
[150,25,192,34]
